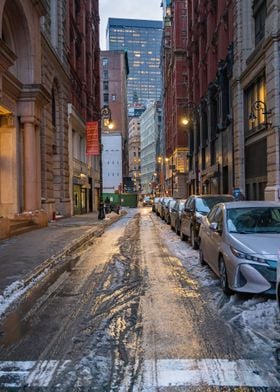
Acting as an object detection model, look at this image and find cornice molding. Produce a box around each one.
[0,40,17,73]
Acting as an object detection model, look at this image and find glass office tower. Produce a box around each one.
[106,18,163,106]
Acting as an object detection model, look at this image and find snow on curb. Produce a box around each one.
[0,211,127,320]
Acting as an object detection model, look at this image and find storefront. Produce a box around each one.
[73,176,92,215]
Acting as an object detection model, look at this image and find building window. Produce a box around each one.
[112,94,116,101]
[201,108,208,148]
[253,0,266,45]
[103,93,109,104]
[103,81,108,91]
[102,58,108,68]
[244,74,266,136]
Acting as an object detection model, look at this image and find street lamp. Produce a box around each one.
[249,100,272,128]
[183,102,200,194]
[98,105,113,220]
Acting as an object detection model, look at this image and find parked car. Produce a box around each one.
[159,197,173,219]
[180,194,234,249]
[198,201,280,295]
[164,199,177,224]
[156,197,164,216]
[152,197,160,213]
[143,196,153,206]
[277,260,280,309]
[170,199,186,234]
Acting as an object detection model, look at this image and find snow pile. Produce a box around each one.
[154,214,280,361]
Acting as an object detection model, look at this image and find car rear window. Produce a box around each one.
[196,196,233,213]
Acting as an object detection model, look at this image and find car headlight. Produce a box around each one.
[230,246,267,264]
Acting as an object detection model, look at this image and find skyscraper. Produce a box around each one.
[106,18,163,107]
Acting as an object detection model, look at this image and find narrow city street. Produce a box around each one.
[0,208,279,391]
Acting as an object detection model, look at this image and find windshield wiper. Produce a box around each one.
[234,230,254,234]
[254,230,280,234]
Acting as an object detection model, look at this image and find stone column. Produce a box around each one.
[21,117,40,211]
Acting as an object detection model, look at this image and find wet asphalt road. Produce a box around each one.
[0,208,279,391]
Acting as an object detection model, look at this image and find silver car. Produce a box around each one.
[277,258,280,308]
[170,199,186,235]
[199,201,280,295]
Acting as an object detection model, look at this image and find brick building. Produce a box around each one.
[163,1,234,197]
[184,0,234,196]
[163,0,189,198]
[100,50,129,187]
[68,0,101,215]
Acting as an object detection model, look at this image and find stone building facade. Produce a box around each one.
[0,0,100,238]
[0,0,70,226]
[140,102,161,195]
[232,0,280,201]
[128,118,141,193]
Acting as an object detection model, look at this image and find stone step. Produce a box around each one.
[9,220,39,236]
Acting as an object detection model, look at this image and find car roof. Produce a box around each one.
[189,194,234,199]
[221,201,280,209]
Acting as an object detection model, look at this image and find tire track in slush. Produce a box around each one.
[138,212,279,391]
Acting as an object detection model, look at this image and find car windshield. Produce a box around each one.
[195,196,233,213]
[169,200,176,209]
[227,207,280,234]
[179,201,185,211]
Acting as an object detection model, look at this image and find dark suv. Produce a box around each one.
[180,194,234,249]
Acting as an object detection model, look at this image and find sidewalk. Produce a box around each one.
[0,211,124,297]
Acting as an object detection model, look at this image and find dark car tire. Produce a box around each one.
[176,222,180,235]
[219,256,233,296]
[199,245,206,266]
[190,226,198,250]
[180,226,186,241]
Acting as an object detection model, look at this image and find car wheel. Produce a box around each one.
[190,226,198,250]
[219,256,233,295]
[180,226,186,241]
[176,222,180,235]
[199,244,206,265]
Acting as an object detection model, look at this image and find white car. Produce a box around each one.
[199,201,280,295]
[277,258,280,308]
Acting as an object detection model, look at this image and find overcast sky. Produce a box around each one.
[99,0,163,49]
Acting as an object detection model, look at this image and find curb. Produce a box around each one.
[23,211,126,287]
[0,211,127,319]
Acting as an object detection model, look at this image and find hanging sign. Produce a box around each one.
[86,121,99,155]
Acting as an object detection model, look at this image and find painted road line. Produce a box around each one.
[143,358,280,388]
[0,360,69,388]
[0,358,279,389]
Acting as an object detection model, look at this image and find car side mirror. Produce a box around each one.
[184,207,192,212]
[209,222,222,234]
[209,222,218,231]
